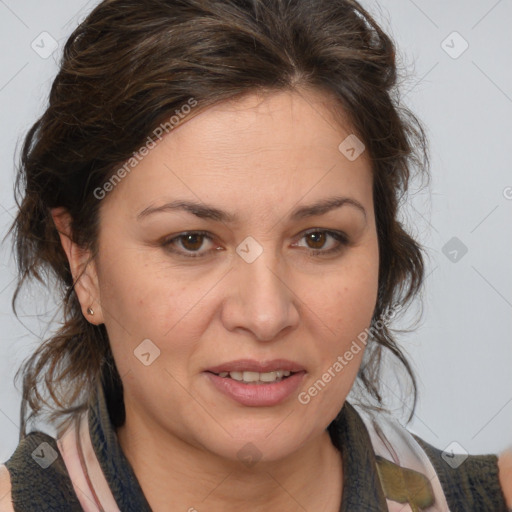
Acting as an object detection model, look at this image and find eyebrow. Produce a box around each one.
[136,195,367,223]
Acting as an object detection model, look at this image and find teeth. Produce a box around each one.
[217,370,292,383]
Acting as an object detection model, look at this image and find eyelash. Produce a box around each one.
[161,229,349,259]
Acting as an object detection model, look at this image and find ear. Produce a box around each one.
[50,206,104,325]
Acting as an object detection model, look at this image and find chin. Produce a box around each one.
[207,434,305,467]
[192,415,321,466]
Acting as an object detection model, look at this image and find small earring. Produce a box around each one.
[87,306,94,316]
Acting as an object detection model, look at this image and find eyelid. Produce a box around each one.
[161,229,350,258]
[161,230,217,258]
[294,228,349,255]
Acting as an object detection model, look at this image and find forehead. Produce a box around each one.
[101,88,373,221]
[167,88,362,164]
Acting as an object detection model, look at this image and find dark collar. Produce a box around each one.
[328,403,388,511]
[88,379,152,511]
[89,379,388,511]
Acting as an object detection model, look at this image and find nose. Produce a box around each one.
[220,246,300,342]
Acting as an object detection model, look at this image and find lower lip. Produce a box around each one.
[204,371,306,406]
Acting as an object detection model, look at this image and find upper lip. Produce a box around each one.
[205,359,305,374]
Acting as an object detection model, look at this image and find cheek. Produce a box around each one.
[313,248,379,341]
[94,243,199,373]
[96,234,185,331]
[298,290,378,420]
[301,245,379,397]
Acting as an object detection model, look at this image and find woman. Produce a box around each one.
[1,0,511,510]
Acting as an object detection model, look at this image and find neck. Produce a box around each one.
[116,414,343,512]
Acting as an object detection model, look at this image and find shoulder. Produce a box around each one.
[0,463,14,512]
[2,431,82,511]
[498,449,512,509]
[412,434,510,512]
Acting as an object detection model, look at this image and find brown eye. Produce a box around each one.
[305,231,327,250]
[297,229,349,256]
[180,233,206,251]
[161,231,215,258]
[161,229,349,259]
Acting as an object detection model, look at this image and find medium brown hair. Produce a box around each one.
[6,0,429,437]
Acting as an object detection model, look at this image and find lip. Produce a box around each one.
[205,370,306,406]
[205,359,305,374]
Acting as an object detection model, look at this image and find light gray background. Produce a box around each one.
[0,0,511,462]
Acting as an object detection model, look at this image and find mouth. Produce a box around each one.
[203,359,306,405]
[206,369,300,385]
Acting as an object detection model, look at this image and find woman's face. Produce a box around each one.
[87,88,379,462]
